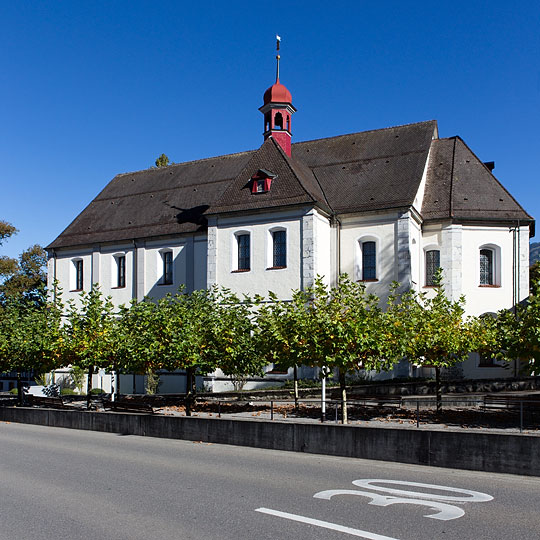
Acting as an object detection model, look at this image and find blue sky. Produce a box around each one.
[1,1,539,259]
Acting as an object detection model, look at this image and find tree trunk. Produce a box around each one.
[293,365,299,413]
[185,367,195,417]
[86,367,93,409]
[435,366,442,415]
[339,368,348,424]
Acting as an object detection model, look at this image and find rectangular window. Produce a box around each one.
[163,251,173,285]
[480,249,493,285]
[425,250,440,286]
[272,230,286,268]
[117,256,126,288]
[237,234,250,271]
[362,241,376,280]
[75,260,83,290]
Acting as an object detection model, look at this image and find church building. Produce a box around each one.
[47,50,533,388]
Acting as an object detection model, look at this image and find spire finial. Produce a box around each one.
[275,35,281,82]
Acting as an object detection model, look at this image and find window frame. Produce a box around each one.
[478,244,501,287]
[361,240,377,281]
[72,259,83,291]
[161,250,173,285]
[233,232,251,272]
[425,249,441,287]
[479,248,494,286]
[269,228,287,269]
[115,254,126,289]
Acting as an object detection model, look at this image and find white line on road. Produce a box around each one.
[255,507,400,540]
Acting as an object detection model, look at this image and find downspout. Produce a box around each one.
[331,213,342,284]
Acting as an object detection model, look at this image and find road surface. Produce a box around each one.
[0,422,538,540]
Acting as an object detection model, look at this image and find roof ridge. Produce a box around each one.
[114,148,255,178]
[292,120,438,147]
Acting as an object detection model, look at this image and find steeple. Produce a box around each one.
[259,36,296,156]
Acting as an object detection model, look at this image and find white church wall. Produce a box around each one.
[339,211,400,301]
[49,249,93,309]
[143,239,187,300]
[314,210,331,287]
[460,224,529,316]
[100,244,135,306]
[409,214,423,292]
[193,237,208,290]
[212,208,306,299]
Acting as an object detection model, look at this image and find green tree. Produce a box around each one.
[496,275,540,375]
[0,244,47,302]
[0,220,47,302]
[0,291,63,403]
[393,272,488,412]
[155,153,170,167]
[63,288,119,407]
[0,221,17,246]
[257,276,398,423]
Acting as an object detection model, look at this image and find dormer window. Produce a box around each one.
[255,179,265,193]
[251,169,277,194]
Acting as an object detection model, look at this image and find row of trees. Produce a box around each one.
[2,271,539,420]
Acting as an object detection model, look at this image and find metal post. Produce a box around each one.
[520,401,523,433]
[321,374,326,423]
[416,400,420,428]
[218,401,221,418]
[271,400,274,421]
[335,403,338,424]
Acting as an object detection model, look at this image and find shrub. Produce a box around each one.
[60,388,77,396]
[9,388,17,394]
[90,388,105,395]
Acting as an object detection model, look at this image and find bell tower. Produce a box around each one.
[259,36,296,156]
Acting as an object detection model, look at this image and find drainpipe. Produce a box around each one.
[331,214,342,284]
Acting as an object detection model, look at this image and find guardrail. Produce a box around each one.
[207,396,540,433]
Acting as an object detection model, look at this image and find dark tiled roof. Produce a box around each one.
[48,152,252,249]
[207,137,330,215]
[422,138,533,223]
[294,120,437,213]
[48,119,531,250]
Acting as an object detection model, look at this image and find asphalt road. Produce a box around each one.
[0,422,538,540]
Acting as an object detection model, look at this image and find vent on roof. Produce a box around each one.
[484,161,495,172]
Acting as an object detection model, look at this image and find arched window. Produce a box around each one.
[237,234,250,271]
[425,249,440,286]
[72,259,83,291]
[114,254,126,288]
[480,248,494,285]
[274,112,283,130]
[272,230,286,268]
[161,250,173,285]
[362,241,376,280]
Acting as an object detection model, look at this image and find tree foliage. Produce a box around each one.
[496,276,540,375]
[155,153,170,167]
[0,221,17,246]
[256,276,403,422]
[390,271,493,411]
[0,220,47,302]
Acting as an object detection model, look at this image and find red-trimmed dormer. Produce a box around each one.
[251,168,277,194]
[259,39,296,156]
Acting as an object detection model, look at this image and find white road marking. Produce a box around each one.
[352,479,493,503]
[255,507,400,540]
[313,489,464,520]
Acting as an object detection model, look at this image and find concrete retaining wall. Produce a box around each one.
[1,406,538,477]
